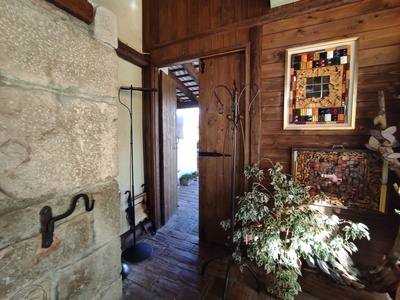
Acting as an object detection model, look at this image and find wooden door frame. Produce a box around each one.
[143,26,262,230]
[159,71,179,225]
[142,65,162,229]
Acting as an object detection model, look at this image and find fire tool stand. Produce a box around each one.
[119,85,157,262]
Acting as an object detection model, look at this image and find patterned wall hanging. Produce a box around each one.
[284,38,359,130]
[292,147,388,212]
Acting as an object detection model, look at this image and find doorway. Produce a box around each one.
[159,51,248,245]
[177,107,199,185]
[159,64,200,226]
[198,52,246,245]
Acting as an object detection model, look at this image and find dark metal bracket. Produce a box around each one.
[198,151,232,157]
[40,193,95,248]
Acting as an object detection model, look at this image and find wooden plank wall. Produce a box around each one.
[143,0,269,52]
[260,0,400,173]
[144,0,399,172]
[143,0,365,66]
[143,0,399,197]
[142,1,400,294]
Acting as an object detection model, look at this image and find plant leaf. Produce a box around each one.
[381,131,396,143]
[368,136,381,150]
[364,143,377,151]
[383,126,397,135]
[379,147,389,155]
[370,129,382,139]
[373,115,386,127]
[386,153,400,159]
[391,140,400,148]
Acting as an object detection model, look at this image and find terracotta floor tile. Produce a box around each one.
[150,277,184,299]
[122,181,321,300]
[123,281,159,300]
[177,287,201,300]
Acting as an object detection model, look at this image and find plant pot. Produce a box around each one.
[180,179,194,186]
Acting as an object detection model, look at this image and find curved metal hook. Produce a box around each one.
[213,84,233,114]
[236,83,259,115]
[118,88,132,115]
[248,83,259,114]
[40,193,95,248]
[51,194,94,223]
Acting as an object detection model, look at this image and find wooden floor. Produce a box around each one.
[121,180,321,300]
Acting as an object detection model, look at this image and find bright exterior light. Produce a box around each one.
[270,0,300,8]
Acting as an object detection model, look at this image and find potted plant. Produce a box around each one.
[221,160,370,300]
[179,172,197,186]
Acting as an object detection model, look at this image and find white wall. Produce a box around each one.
[91,0,143,234]
[177,108,199,180]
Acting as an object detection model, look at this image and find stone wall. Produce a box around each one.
[0,0,121,299]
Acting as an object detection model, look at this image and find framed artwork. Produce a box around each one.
[292,148,388,212]
[284,38,359,130]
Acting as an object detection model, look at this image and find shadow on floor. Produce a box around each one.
[121,180,321,300]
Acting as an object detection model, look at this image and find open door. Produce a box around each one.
[198,52,246,244]
[159,71,178,225]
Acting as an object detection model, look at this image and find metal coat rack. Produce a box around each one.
[201,80,260,299]
[119,85,157,262]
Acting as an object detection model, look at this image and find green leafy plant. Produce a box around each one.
[221,160,370,300]
[179,172,197,181]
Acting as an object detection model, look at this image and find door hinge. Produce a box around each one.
[200,59,205,74]
[198,151,231,157]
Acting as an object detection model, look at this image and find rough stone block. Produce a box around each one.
[5,278,52,300]
[98,275,123,300]
[56,240,121,300]
[0,1,121,299]
[0,0,118,99]
[0,184,114,250]
[93,180,121,246]
[0,87,118,201]
[0,214,92,299]
[0,200,47,250]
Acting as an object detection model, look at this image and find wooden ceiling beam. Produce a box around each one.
[116,40,150,68]
[45,0,93,24]
[168,71,198,102]
[182,63,199,84]
[177,100,199,109]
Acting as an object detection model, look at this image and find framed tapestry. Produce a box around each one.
[284,38,359,130]
[292,147,388,212]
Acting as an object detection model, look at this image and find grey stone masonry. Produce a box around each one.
[0,0,121,299]
[0,87,118,201]
[0,0,118,100]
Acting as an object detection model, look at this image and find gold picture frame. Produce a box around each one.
[284,38,359,130]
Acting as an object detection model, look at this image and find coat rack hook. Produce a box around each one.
[40,193,94,248]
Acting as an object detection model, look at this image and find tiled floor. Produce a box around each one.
[121,180,321,300]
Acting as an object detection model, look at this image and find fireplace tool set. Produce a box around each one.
[119,85,157,263]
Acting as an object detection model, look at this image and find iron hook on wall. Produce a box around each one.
[40,193,95,248]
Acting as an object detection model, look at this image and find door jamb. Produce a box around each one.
[144,29,262,229]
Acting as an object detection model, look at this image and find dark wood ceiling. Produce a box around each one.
[168,61,199,109]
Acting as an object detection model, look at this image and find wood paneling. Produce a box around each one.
[142,65,161,229]
[159,72,178,225]
[198,52,246,244]
[249,26,263,166]
[148,28,250,66]
[45,0,93,24]
[143,0,363,53]
[143,0,400,285]
[116,40,150,68]
[260,0,400,175]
